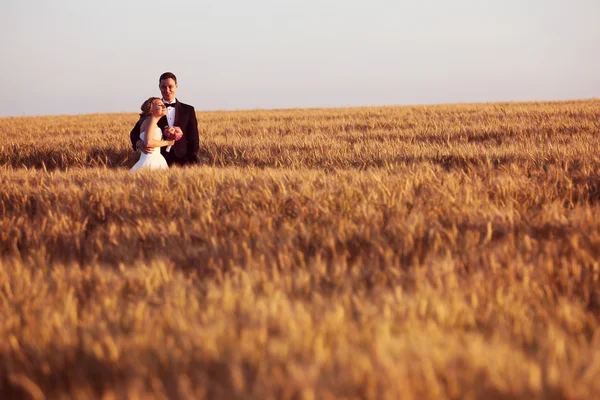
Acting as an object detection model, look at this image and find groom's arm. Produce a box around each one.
[130,119,141,151]
[186,107,199,163]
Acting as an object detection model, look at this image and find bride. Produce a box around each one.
[130,97,175,173]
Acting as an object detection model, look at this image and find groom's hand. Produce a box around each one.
[136,140,154,154]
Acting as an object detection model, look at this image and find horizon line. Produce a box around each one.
[1,97,598,119]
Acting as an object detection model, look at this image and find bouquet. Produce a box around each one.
[163,126,183,152]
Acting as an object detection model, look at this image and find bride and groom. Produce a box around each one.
[129,72,200,172]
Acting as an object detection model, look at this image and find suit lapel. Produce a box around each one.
[158,116,168,130]
[174,99,181,128]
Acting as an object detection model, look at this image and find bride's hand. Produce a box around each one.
[167,140,175,146]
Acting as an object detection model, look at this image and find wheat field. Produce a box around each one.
[1,100,600,399]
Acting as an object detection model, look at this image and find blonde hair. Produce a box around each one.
[139,97,161,118]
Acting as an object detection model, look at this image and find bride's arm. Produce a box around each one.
[143,117,175,148]
[147,139,175,148]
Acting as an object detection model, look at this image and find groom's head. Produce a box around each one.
[159,72,178,103]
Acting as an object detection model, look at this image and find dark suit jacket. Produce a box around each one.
[130,100,199,166]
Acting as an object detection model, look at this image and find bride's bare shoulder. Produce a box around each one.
[139,117,150,131]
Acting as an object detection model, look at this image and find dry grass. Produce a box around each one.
[1,100,600,399]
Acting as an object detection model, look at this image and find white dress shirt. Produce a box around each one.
[163,98,176,127]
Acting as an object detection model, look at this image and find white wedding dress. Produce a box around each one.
[130,127,169,173]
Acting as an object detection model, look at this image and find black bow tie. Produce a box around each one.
[164,102,176,107]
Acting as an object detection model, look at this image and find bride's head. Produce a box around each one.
[140,97,167,118]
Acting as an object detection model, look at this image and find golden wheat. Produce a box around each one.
[0,100,599,399]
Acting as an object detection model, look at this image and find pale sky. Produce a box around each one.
[2,0,599,117]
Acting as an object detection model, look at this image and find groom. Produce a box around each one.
[130,72,199,166]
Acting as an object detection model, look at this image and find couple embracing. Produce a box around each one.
[129,72,199,173]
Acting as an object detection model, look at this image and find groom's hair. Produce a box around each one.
[159,72,177,83]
